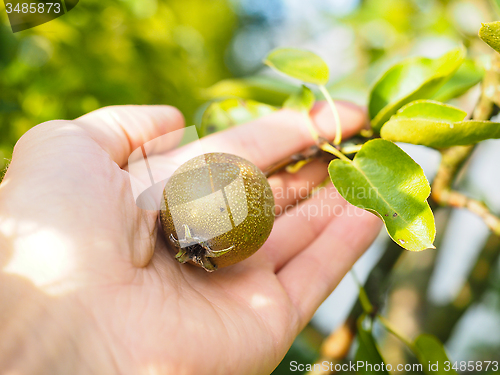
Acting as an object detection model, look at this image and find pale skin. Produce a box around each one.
[0,102,381,375]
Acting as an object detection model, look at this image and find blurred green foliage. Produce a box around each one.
[1,0,496,173]
[0,0,237,169]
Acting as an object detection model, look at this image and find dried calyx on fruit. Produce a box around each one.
[160,153,275,272]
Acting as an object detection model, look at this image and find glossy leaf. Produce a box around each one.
[199,98,276,137]
[414,334,458,375]
[328,139,435,251]
[283,85,316,112]
[355,315,390,375]
[432,59,484,102]
[381,100,500,148]
[391,99,467,122]
[479,22,500,53]
[264,48,329,85]
[382,119,500,148]
[369,46,466,132]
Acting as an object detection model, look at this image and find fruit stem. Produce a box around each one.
[320,142,350,162]
[319,85,343,145]
[341,144,363,155]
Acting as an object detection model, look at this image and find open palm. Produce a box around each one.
[0,103,380,375]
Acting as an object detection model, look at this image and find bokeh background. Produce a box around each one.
[1,0,500,373]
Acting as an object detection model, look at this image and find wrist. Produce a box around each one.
[0,273,121,375]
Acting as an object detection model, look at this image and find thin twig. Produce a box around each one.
[444,192,500,235]
[263,144,326,178]
[263,138,352,178]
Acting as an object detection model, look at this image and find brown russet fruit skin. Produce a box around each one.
[160,153,275,270]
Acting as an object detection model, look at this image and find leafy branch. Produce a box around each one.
[260,36,500,254]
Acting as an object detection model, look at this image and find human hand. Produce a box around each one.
[0,102,381,375]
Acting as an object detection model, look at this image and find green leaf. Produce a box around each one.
[391,100,467,122]
[432,59,484,102]
[328,139,435,251]
[199,98,276,137]
[283,85,316,112]
[264,48,329,85]
[479,22,500,53]
[382,119,500,148]
[369,46,466,132]
[381,100,500,148]
[413,334,458,375]
[200,77,293,106]
[355,315,390,375]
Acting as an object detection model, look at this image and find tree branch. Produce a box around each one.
[263,136,358,178]
[431,53,500,236]
[422,52,500,342]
